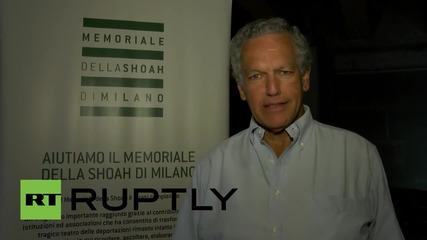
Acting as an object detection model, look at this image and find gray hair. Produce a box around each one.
[230,17,312,84]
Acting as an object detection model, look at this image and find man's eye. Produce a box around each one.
[278,70,291,76]
[249,73,261,80]
[276,70,295,79]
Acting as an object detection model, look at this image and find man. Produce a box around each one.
[172,17,404,240]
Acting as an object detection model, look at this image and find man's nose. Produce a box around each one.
[265,75,280,96]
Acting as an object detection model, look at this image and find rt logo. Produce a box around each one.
[20,180,61,220]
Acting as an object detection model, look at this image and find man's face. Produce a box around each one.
[237,33,310,133]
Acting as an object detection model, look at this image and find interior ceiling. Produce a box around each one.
[233,0,426,50]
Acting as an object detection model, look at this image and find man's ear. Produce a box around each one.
[237,83,247,101]
[302,67,310,92]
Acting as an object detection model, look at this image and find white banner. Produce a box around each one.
[0,0,231,239]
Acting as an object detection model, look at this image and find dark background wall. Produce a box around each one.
[228,0,426,238]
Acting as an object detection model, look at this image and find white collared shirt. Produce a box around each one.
[173,106,404,240]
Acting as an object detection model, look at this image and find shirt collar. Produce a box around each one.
[249,105,314,150]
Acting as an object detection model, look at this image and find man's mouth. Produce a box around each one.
[264,102,287,110]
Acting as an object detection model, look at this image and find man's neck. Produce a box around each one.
[263,130,293,158]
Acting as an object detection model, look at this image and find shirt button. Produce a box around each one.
[275,190,280,197]
[272,226,278,234]
[299,142,304,151]
[269,159,274,164]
